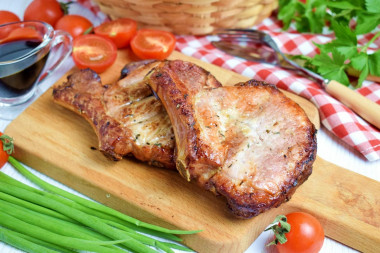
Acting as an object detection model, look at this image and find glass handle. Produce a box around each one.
[38,30,73,82]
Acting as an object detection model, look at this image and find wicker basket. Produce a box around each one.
[92,0,278,35]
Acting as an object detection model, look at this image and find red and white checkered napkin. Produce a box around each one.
[175,17,380,161]
[78,1,380,161]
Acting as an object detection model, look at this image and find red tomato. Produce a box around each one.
[0,132,14,168]
[276,212,324,253]
[0,10,20,25]
[130,29,176,60]
[55,15,92,39]
[24,0,64,27]
[0,27,42,44]
[94,18,137,48]
[0,11,21,39]
[72,34,117,73]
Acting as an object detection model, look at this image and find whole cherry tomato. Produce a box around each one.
[130,29,176,60]
[0,132,14,168]
[271,212,325,253]
[55,15,92,38]
[72,34,117,73]
[0,10,21,39]
[94,18,137,48]
[24,0,64,27]
[0,10,20,25]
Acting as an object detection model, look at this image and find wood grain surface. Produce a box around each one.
[4,50,380,253]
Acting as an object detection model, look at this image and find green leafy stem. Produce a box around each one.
[278,0,380,88]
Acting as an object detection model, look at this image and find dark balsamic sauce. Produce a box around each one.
[0,39,49,98]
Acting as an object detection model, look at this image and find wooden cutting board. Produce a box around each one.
[4,50,380,253]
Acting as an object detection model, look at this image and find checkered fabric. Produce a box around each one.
[80,0,380,161]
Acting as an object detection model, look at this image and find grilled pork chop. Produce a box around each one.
[52,60,222,169]
[146,60,317,218]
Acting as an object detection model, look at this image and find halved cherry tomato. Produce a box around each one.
[94,18,137,48]
[24,0,64,27]
[276,212,324,253]
[0,11,21,39]
[0,27,42,44]
[130,29,176,60]
[55,15,92,39]
[0,132,14,169]
[72,34,117,73]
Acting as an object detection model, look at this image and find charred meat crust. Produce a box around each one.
[217,84,317,218]
[52,60,222,171]
[120,59,157,80]
[225,124,317,218]
[52,61,176,169]
[146,61,317,219]
[52,69,131,160]
[145,60,223,180]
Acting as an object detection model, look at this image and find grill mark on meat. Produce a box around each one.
[146,61,317,218]
[52,60,222,170]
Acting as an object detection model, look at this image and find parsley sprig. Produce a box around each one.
[278,0,380,87]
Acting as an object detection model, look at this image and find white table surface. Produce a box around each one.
[1,1,379,252]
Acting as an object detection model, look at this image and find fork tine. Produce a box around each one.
[218,29,283,54]
[217,29,268,44]
[224,28,268,36]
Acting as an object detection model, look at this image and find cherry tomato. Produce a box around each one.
[0,27,42,44]
[130,29,176,60]
[0,11,21,39]
[277,212,324,253]
[55,15,92,39]
[72,34,117,73]
[94,18,137,48]
[0,132,14,168]
[24,0,64,27]
[0,10,20,25]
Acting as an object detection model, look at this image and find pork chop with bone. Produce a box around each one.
[145,60,317,218]
[52,60,222,169]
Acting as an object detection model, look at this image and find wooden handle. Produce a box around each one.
[326,80,380,129]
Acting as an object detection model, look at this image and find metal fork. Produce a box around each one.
[214,29,326,82]
[213,29,380,129]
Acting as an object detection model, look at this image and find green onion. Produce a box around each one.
[0,171,195,252]
[0,227,60,253]
[0,191,76,223]
[0,156,199,252]
[0,181,157,253]
[104,219,192,252]
[2,228,76,253]
[0,211,126,253]
[0,199,112,242]
[8,156,200,235]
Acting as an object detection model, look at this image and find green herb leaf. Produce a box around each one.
[277,0,380,89]
[331,20,357,46]
[278,0,300,30]
[366,0,380,13]
[351,52,370,87]
[311,49,350,85]
[368,50,380,76]
[326,1,361,10]
[355,11,380,34]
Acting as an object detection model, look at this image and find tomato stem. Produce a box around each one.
[265,215,291,246]
[60,1,73,15]
[0,134,14,155]
[83,26,94,35]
